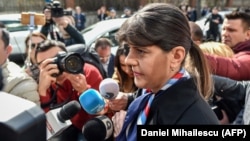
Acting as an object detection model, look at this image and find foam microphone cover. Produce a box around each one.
[79,89,105,114]
[99,78,119,99]
[82,115,113,141]
[57,100,81,122]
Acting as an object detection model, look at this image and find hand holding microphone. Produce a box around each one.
[99,78,132,111]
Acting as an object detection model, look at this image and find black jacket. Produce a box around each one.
[117,78,219,141]
[212,75,249,123]
[40,22,85,46]
[148,78,219,124]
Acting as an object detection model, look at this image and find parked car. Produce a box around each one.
[82,18,127,55]
[0,13,41,66]
[195,10,232,41]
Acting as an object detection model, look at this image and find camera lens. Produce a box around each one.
[64,55,83,74]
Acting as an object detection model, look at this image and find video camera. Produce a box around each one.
[51,0,72,17]
[51,51,85,77]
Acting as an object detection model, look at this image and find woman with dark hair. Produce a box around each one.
[112,3,219,140]
[112,47,137,93]
[108,46,138,112]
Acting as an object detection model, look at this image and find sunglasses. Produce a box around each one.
[31,43,40,48]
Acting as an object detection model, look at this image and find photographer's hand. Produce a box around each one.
[52,16,69,28]
[66,73,88,94]
[38,59,59,96]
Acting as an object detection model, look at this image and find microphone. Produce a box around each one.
[46,100,81,140]
[99,78,119,99]
[82,115,113,141]
[79,88,106,114]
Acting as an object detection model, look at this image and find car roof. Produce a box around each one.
[82,18,127,46]
[0,13,21,21]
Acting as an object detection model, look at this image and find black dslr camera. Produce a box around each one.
[51,51,84,77]
[51,0,72,17]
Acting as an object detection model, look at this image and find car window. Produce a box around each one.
[89,29,120,49]
[81,24,96,34]
[0,20,37,32]
[101,29,119,46]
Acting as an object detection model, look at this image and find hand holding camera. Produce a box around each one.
[38,51,84,95]
[66,73,88,94]
[38,58,58,96]
[52,16,69,28]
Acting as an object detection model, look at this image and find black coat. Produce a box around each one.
[147,78,219,124]
[117,78,219,141]
[212,75,249,123]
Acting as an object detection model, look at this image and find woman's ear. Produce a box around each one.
[170,46,185,68]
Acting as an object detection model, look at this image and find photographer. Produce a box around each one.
[35,40,103,140]
[40,2,85,46]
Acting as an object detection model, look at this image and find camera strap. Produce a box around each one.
[41,84,72,109]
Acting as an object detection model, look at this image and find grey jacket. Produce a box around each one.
[1,59,40,105]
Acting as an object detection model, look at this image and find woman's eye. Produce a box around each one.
[136,49,145,55]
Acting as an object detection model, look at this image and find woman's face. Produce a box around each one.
[27,36,45,64]
[125,44,177,92]
[119,54,133,78]
[44,9,51,20]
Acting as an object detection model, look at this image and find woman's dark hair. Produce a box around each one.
[114,47,137,92]
[116,3,213,99]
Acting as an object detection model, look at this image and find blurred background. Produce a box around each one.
[0,0,249,27]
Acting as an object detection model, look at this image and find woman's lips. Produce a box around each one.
[133,71,142,77]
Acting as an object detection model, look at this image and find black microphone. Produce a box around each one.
[57,100,81,122]
[46,100,81,140]
[82,115,114,141]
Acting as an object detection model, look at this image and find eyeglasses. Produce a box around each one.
[31,43,39,48]
[27,42,41,49]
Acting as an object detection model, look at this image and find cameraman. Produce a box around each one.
[35,40,103,141]
[41,3,85,46]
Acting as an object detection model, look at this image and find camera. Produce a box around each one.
[51,0,72,17]
[21,12,46,25]
[51,51,84,77]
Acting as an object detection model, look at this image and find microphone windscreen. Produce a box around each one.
[99,78,119,99]
[79,89,105,114]
[57,100,81,122]
[82,115,113,141]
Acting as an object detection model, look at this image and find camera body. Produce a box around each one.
[51,0,72,17]
[51,51,84,77]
